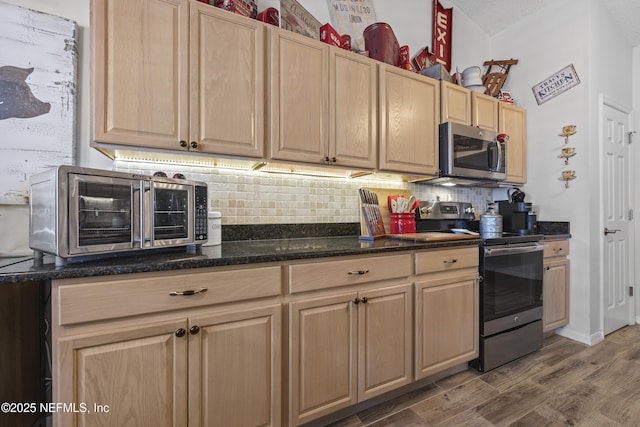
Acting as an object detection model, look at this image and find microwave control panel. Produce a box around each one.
[195,186,208,241]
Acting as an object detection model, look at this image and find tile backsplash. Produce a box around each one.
[115,160,494,225]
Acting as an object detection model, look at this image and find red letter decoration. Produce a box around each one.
[428,0,453,72]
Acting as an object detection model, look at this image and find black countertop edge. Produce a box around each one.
[0,236,482,284]
[542,234,572,240]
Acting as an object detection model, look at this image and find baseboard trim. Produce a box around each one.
[555,326,604,346]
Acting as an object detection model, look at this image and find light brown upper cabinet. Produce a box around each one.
[499,103,527,184]
[269,28,377,169]
[440,81,471,125]
[92,0,265,158]
[471,91,499,132]
[379,65,440,176]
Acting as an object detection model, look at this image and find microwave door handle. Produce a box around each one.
[487,141,502,172]
[495,140,503,172]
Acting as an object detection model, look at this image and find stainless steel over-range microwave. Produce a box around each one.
[29,166,208,265]
[437,122,507,184]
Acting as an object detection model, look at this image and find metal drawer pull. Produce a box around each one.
[553,247,563,252]
[169,287,208,296]
[443,259,458,264]
[348,269,369,275]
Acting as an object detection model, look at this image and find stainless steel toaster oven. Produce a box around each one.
[29,166,208,265]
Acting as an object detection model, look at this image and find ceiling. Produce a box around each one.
[447,0,640,47]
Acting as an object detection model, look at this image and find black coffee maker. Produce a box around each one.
[497,189,537,235]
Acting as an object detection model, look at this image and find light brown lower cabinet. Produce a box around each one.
[52,266,282,427]
[287,283,413,426]
[543,240,570,332]
[414,248,479,379]
[56,305,281,427]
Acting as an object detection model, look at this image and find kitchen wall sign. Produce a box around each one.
[0,3,77,204]
[327,0,377,51]
[532,64,580,105]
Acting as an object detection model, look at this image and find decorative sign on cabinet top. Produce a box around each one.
[327,0,377,51]
[280,0,321,39]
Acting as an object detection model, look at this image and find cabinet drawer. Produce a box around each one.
[288,253,412,293]
[56,266,282,326]
[544,240,569,258]
[415,247,478,275]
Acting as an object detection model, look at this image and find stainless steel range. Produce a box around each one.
[416,200,545,372]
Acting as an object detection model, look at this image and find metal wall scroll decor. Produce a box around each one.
[558,125,577,188]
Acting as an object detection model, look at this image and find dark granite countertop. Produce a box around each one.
[0,218,572,284]
[0,236,482,284]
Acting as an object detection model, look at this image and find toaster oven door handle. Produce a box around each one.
[143,181,152,247]
[132,183,143,248]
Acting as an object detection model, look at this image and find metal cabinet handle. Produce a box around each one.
[348,269,369,275]
[169,287,208,296]
[190,141,198,149]
[361,297,368,304]
[443,259,458,264]
[604,227,621,235]
[352,298,360,304]
[175,328,186,337]
[179,140,188,148]
[190,325,200,335]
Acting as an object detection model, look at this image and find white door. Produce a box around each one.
[602,99,634,335]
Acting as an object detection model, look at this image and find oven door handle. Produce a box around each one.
[484,243,548,257]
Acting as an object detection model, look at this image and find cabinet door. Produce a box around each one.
[189,305,281,427]
[379,65,440,175]
[441,81,470,125]
[471,92,498,131]
[189,3,265,157]
[56,319,188,427]
[415,275,479,379]
[92,0,189,150]
[499,103,527,184]
[543,258,570,332]
[270,29,329,164]
[330,47,378,169]
[358,284,412,401]
[289,293,358,426]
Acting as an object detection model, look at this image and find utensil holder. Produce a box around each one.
[390,213,416,234]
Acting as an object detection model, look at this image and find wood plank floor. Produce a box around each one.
[324,325,640,427]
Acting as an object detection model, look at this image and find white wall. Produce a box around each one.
[490,0,634,344]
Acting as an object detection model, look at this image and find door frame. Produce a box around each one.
[598,94,636,334]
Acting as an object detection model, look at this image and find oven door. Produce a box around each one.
[146,181,194,248]
[68,174,141,255]
[480,242,545,336]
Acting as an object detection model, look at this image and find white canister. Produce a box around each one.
[203,211,221,246]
